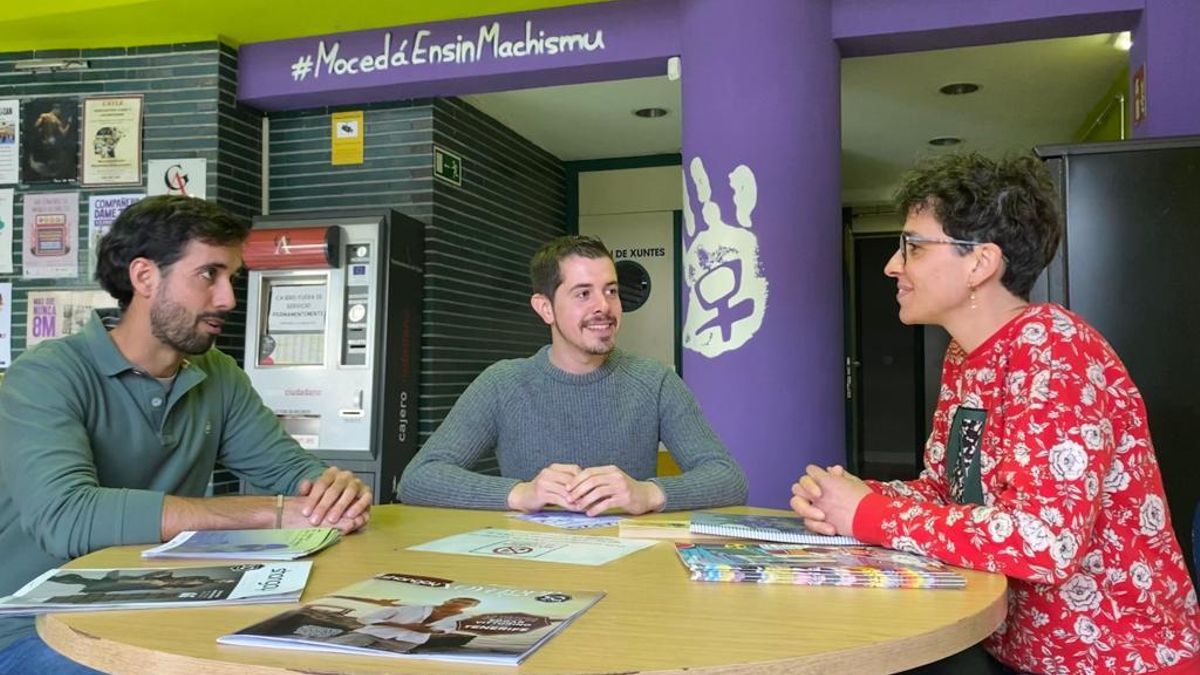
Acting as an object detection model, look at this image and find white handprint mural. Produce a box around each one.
[682,157,768,357]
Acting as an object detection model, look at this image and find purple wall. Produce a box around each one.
[1130,0,1200,137]
[680,0,843,508]
[832,0,1141,56]
[237,0,679,110]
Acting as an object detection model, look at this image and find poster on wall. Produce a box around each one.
[0,188,13,274]
[147,158,206,199]
[81,96,143,186]
[21,98,79,184]
[22,191,79,279]
[0,283,11,368]
[87,193,142,277]
[25,289,115,347]
[0,99,18,185]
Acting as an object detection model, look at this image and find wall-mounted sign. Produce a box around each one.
[81,96,143,186]
[434,146,462,186]
[147,158,206,199]
[331,111,364,165]
[236,0,677,110]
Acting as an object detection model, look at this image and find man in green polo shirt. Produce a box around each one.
[0,196,372,673]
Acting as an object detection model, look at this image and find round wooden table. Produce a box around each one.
[39,505,1006,674]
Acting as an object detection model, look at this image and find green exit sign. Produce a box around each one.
[434,146,463,186]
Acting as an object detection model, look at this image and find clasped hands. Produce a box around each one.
[789,464,871,537]
[508,463,666,517]
[282,467,373,534]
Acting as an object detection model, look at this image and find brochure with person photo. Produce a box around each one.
[0,562,312,615]
[219,572,605,666]
[142,528,341,560]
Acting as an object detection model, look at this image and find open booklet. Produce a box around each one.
[0,562,312,615]
[142,528,341,560]
[689,512,864,545]
[219,572,604,666]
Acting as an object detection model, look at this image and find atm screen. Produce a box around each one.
[258,278,328,367]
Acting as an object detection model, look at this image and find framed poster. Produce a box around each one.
[0,99,18,185]
[81,96,143,186]
[21,98,79,184]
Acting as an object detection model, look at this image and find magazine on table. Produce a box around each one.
[509,511,624,530]
[0,562,312,615]
[674,543,967,589]
[408,528,654,566]
[219,572,605,666]
[689,512,864,545]
[142,528,341,560]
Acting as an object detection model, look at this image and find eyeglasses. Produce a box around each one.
[898,232,982,264]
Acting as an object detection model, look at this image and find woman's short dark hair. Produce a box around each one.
[95,196,250,309]
[529,235,613,299]
[893,153,1063,300]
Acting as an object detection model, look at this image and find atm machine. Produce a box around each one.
[242,211,423,503]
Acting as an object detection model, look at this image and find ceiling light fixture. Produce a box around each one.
[928,137,962,146]
[939,82,980,96]
[633,107,669,118]
[1112,31,1133,51]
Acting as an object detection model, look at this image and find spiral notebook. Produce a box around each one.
[689,512,863,546]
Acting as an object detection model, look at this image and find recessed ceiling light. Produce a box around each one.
[928,137,962,146]
[1112,31,1133,51]
[633,107,669,118]
[939,82,980,96]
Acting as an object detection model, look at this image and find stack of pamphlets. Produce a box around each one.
[509,511,623,530]
[0,562,312,615]
[674,543,967,589]
[142,528,341,560]
[219,572,605,665]
[689,512,864,545]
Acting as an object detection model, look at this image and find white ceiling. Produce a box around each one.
[464,33,1128,207]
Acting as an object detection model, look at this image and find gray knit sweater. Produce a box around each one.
[399,346,747,511]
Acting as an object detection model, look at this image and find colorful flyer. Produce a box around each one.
[147,158,206,199]
[0,282,11,368]
[87,193,142,276]
[81,96,143,186]
[25,289,116,346]
[408,528,654,566]
[0,188,13,273]
[0,99,18,185]
[22,192,79,279]
[21,98,79,184]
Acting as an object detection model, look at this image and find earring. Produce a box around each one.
[969,288,978,310]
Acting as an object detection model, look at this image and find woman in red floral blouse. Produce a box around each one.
[792,153,1199,675]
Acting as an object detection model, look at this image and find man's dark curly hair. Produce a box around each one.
[95,196,250,309]
[893,153,1063,300]
[529,234,613,299]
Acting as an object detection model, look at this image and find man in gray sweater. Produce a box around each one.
[399,235,747,515]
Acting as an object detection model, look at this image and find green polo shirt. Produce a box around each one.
[0,311,326,649]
